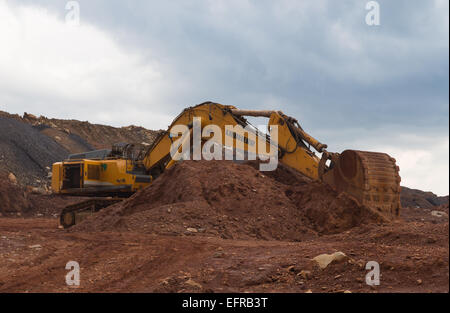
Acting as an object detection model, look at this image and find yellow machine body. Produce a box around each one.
[51,158,151,196]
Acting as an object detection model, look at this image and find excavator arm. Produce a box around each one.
[142,102,323,179]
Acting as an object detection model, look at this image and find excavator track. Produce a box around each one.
[59,198,123,228]
[322,150,401,219]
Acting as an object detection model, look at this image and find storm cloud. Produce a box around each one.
[0,0,448,194]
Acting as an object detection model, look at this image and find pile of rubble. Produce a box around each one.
[75,160,385,239]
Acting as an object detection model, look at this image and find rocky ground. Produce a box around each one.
[0,212,447,293]
[0,161,448,293]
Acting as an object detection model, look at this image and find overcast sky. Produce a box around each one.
[0,0,448,195]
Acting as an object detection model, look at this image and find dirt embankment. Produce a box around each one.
[74,160,386,239]
[20,112,162,151]
[0,217,447,293]
[401,187,449,209]
[0,116,69,187]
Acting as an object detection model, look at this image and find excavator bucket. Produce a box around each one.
[321,150,401,219]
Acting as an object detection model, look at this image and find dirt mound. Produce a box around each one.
[289,182,387,234]
[0,171,31,215]
[401,187,449,209]
[0,116,69,186]
[75,161,385,239]
[249,160,386,233]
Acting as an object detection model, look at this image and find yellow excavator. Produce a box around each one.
[52,102,401,228]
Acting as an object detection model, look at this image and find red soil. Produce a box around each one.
[74,160,385,239]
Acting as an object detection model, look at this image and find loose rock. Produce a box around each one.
[185,279,202,289]
[8,173,17,185]
[312,252,347,269]
[431,211,448,218]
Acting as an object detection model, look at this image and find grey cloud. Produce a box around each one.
[4,0,449,193]
[10,0,449,129]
